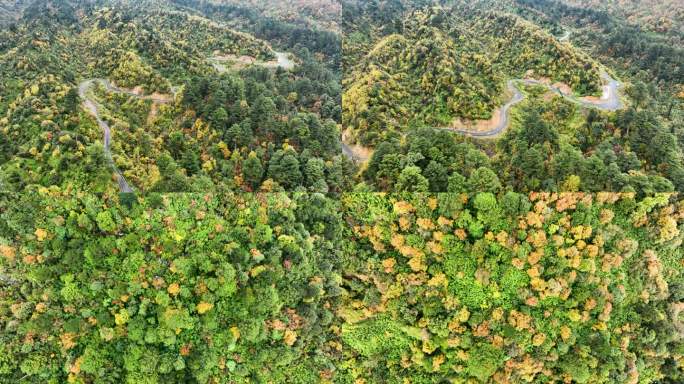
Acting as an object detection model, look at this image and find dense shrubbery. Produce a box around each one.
[1,2,683,383]
[0,191,345,383]
[0,0,346,194]
[345,0,684,193]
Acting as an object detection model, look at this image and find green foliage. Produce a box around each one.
[341,318,411,358]
[467,342,506,381]
[336,192,684,382]
[343,3,603,145]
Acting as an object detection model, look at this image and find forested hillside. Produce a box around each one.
[562,0,683,36]
[0,0,347,194]
[1,1,683,383]
[338,192,683,383]
[207,0,341,32]
[343,0,684,195]
[343,2,602,144]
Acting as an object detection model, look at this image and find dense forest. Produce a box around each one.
[343,3,602,142]
[1,0,683,383]
[0,0,347,194]
[0,191,682,382]
[342,0,684,194]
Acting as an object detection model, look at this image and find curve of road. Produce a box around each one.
[340,71,622,159]
[440,70,623,138]
[78,79,174,193]
[558,30,571,42]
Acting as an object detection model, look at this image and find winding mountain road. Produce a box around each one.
[79,49,294,190]
[79,79,173,193]
[440,71,623,138]
[558,30,571,42]
[341,28,624,159]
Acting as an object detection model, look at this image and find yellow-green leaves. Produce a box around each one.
[196,302,213,315]
[114,309,129,326]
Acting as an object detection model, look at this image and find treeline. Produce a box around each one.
[515,0,684,86]
[170,0,341,67]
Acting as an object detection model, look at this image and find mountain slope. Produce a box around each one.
[0,0,348,194]
[343,5,603,145]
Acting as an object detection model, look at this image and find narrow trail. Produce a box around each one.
[78,79,174,193]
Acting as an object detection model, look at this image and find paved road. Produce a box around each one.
[433,28,623,137]
[558,30,571,42]
[209,50,295,72]
[341,142,355,159]
[340,69,623,158]
[438,71,622,137]
[78,79,174,193]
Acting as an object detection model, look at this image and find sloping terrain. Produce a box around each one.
[0,0,348,194]
[343,5,603,145]
[209,0,341,32]
[562,0,684,35]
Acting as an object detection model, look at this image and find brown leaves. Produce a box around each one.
[393,201,415,215]
[180,344,192,356]
[473,321,491,337]
[60,332,77,351]
[599,208,615,224]
[416,218,434,231]
[427,273,448,288]
[560,326,572,341]
[382,258,396,273]
[407,253,427,272]
[527,250,542,265]
[525,211,543,228]
[555,193,579,212]
[532,333,546,346]
[527,230,547,248]
[657,215,679,242]
[508,310,533,331]
[283,329,297,346]
[0,245,16,262]
[69,356,83,375]
[167,283,180,296]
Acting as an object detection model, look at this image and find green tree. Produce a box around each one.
[243,152,264,190]
[467,167,501,194]
[395,166,429,192]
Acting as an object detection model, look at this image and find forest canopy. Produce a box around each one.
[0,191,682,382]
[1,1,683,383]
